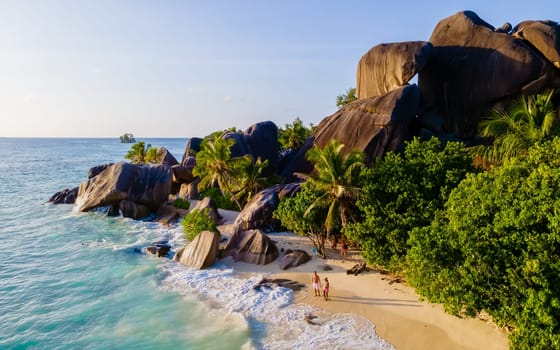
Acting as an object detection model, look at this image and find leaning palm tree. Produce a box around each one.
[475,90,559,165]
[297,140,364,241]
[236,157,270,205]
[193,135,249,210]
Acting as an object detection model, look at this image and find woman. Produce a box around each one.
[323,277,329,301]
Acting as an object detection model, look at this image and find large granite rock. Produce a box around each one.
[223,121,280,177]
[178,179,199,200]
[119,200,151,219]
[48,187,78,204]
[278,249,311,270]
[171,165,194,184]
[235,186,280,230]
[173,230,221,269]
[419,11,560,137]
[281,86,419,179]
[181,137,203,165]
[223,229,278,265]
[75,162,172,212]
[88,163,113,179]
[156,147,179,167]
[357,41,432,99]
[512,20,560,69]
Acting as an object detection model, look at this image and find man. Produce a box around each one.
[312,271,322,296]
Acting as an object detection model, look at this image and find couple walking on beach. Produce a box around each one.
[312,271,329,301]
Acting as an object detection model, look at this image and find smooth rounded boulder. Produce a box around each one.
[223,229,278,265]
[234,186,280,230]
[419,11,560,137]
[75,162,172,212]
[173,230,221,269]
[357,41,432,99]
[278,249,311,270]
[512,20,560,69]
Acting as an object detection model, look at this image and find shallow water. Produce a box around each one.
[0,138,392,349]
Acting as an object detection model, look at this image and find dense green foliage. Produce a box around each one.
[119,133,135,143]
[407,139,560,349]
[124,141,160,164]
[344,137,475,271]
[278,117,314,151]
[236,157,270,205]
[299,140,364,238]
[193,135,250,210]
[200,188,238,211]
[181,208,218,241]
[336,87,357,108]
[273,186,328,257]
[172,198,191,210]
[476,90,560,165]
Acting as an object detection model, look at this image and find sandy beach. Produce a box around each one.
[217,208,509,350]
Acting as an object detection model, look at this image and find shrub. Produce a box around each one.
[344,137,475,272]
[172,198,191,210]
[407,139,560,349]
[181,208,217,241]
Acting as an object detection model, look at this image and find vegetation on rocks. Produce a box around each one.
[336,87,357,107]
[278,117,314,151]
[124,141,162,164]
[181,208,218,241]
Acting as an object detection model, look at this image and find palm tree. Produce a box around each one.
[125,141,149,164]
[193,135,249,210]
[278,117,314,151]
[476,90,559,165]
[236,157,270,205]
[297,140,364,241]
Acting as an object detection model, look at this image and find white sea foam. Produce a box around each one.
[160,261,395,350]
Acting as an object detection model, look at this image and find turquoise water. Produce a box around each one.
[0,138,250,350]
[0,138,393,350]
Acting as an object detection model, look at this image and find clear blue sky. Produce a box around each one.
[1,0,558,138]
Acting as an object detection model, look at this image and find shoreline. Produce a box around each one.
[215,210,509,350]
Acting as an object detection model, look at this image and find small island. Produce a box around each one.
[119,133,136,143]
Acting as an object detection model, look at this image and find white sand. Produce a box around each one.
[214,209,509,350]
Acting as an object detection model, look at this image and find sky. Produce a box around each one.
[1,0,559,138]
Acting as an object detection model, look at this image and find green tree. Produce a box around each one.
[336,87,357,108]
[344,137,475,271]
[181,208,218,241]
[278,117,314,151]
[193,135,250,210]
[273,186,328,257]
[124,141,161,164]
[236,157,270,205]
[298,140,364,241]
[475,90,559,165]
[407,138,560,349]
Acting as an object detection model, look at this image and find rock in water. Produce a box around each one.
[75,162,172,212]
[145,241,172,258]
[173,230,221,269]
[357,41,432,99]
[419,10,560,137]
[223,229,278,265]
[48,187,78,204]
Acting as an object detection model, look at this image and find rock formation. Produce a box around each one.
[156,147,179,167]
[357,41,432,99]
[235,186,280,230]
[119,199,151,219]
[75,162,172,213]
[173,230,221,269]
[48,187,78,204]
[278,249,311,270]
[419,11,560,137]
[223,229,278,265]
[512,20,560,69]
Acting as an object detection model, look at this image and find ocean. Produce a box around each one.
[0,138,392,350]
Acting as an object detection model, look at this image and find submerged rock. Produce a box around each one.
[145,240,172,258]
